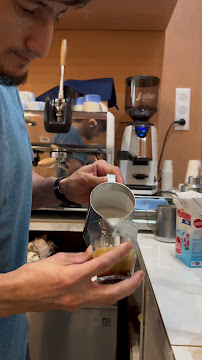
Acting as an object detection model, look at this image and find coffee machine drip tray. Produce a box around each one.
[128,184,156,190]
[127,185,158,195]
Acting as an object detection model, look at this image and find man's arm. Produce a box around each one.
[32,159,124,209]
[0,244,144,317]
[32,171,58,209]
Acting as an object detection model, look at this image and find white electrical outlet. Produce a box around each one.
[174,88,191,130]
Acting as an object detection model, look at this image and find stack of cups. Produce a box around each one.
[19,91,35,110]
[83,94,101,112]
[74,97,84,111]
[161,160,173,191]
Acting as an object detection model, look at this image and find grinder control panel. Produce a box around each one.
[135,126,149,138]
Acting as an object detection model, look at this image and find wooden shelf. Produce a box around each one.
[55,0,178,31]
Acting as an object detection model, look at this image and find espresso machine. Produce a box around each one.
[118,75,160,195]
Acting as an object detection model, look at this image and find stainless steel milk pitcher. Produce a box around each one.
[83,181,135,245]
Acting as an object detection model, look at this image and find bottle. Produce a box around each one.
[161,160,173,191]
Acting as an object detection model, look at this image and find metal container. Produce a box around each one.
[148,204,177,242]
[181,176,202,193]
[187,176,202,193]
[83,182,135,245]
[155,205,177,243]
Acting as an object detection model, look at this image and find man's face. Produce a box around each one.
[0,0,67,85]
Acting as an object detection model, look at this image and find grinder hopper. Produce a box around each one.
[44,39,72,133]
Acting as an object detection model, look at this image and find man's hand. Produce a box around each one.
[59,159,124,204]
[1,243,144,316]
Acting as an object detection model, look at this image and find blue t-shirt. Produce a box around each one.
[0,85,33,359]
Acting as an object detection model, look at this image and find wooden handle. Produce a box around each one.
[38,158,57,167]
[51,144,58,150]
[60,39,67,66]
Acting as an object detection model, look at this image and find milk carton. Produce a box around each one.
[175,191,202,267]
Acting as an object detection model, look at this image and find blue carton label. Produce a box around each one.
[182,219,191,226]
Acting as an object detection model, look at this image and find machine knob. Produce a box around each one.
[89,118,97,128]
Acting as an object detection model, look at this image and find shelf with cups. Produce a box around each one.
[24,110,107,121]
[25,109,108,161]
[25,110,108,151]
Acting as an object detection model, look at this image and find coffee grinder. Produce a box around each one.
[118,75,160,195]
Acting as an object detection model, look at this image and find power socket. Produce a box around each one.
[174,88,191,130]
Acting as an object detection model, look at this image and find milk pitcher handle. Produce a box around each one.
[107,174,116,183]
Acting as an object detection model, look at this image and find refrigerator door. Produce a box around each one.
[27,306,117,360]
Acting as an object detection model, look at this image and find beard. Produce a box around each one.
[0,47,32,86]
[0,71,28,86]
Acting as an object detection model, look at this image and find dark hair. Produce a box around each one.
[58,0,91,8]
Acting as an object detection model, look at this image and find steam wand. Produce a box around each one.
[55,39,67,121]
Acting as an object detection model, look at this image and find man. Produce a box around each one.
[52,118,106,177]
[52,120,90,177]
[0,1,144,359]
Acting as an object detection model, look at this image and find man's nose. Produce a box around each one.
[25,18,54,58]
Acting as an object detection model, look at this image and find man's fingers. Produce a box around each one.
[81,242,132,278]
[85,245,92,257]
[52,249,92,266]
[94,161,124,184]
[87,270,145,307]
[105,270,145,302]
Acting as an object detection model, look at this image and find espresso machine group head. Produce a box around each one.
[44,39,72,133]
[118,75,160,195]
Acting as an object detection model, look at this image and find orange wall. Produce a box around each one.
[19,0,202,187]
[158,0,202,186]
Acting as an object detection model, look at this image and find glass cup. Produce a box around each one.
[87,218,138,284]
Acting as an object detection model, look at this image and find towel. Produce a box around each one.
[36,78,117,108]
[135,197,169,210]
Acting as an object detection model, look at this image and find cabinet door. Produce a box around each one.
[27,307,117,360]
[140,276,175,360]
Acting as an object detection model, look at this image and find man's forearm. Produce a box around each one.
[32,171,59,209]
[0,271,22,317]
